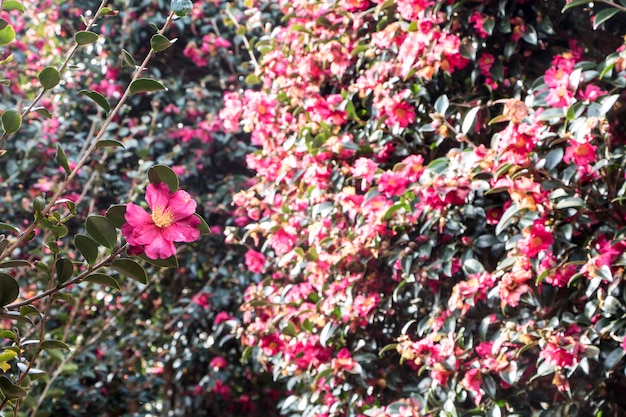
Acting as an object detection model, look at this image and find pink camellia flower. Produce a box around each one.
[122,182,200,259]
[245,249,266,274]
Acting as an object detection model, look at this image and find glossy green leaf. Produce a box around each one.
[562,0,591,12]
[56,144,71,176]
[0,19,6,31]
[106,205,127,228]
[38,66,61,90]
[78,90,111,113]
[74,30,99,45]
[0,260,30,268]
[74,234,99,265]
[0,376,27,399]
[121,49,136,67]
[0,273,18,307]
[148,164,179,192]
[129,78,166,95]
[40,340,71,352]
[84,273,121,290]
[151,34,176,52]
[0,22,15,46]
[171,0,193,17]
[19,305,40,318]
[1,0,24,12]
[0,330,16,340]
[85,215,118,249]
[96,139,125,149]
[196,213,211,235]
[32,106,52,119]
[139,253,178,268]
[593,8,620,29]
[55,258,73,285]
[0,222,20,234]
[1,109,21,135]
[111,258,147,284]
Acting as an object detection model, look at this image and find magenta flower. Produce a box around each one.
[121,182,200,259]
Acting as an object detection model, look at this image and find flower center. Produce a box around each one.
[152,206,175,228]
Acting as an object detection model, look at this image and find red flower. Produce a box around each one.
[122,182,200,259]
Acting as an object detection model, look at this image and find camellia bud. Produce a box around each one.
[171,0,193,17]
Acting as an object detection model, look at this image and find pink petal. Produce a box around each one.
[144,233,177,259]
[146,183,171,211]
[124,202,153,227]
[162,216,200,243]
[167,190,197,221]
[129,223,161,246]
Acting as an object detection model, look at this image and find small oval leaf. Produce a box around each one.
[38,67,61,90]
[74,30,99,45]
[0,273,19,307]
[78,90,111,113]
[85,215,118,249]
[55,258,74,285]
[150,34,174,52]
[106,205,127,228]
[1,109,22,135]
[148,164,179,192]
[96,139,125,149]
[74,234,99,265]
[0,375,27,399]
[111,258,147,284]
[121,49,136,67]
[40,340,71,352]
[1,0,25,13]
[139,253,178,268]
[84,273,121,290]
[129,78,166,95]
[0,23,15,46]
[56,144,71,176]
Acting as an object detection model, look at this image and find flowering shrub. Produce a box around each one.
[226,0,626,415]
[0,0,279,415]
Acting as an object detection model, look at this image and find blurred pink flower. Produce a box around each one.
[122,183,200,259]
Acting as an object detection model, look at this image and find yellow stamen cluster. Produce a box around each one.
[152,206,175,228]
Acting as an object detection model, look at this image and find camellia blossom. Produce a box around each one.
[122,182,200,259]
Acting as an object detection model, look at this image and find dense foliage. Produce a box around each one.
[5,0,626,416]
[0,0,277,415]
[224,0,626,416]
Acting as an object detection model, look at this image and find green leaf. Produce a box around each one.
[0,22,15,46]
[85,215,118,249]
[55,144,71,176]
[0,222,20,234]
[0,260,30,268]
[38,67,60,90]
[129,78,166,95]
[245,73,261,85]
[74,234,99,265]
[40,340,71,352]
[78,90,111,113]
[1,109,21,135]
[74,30,99,45]
[462,106,480,135]
[0,330,16,340]
[148,164,179,192]
[19,305,40,318]
[593,8,620,29]
[139,253,178,268]
[434,94,449,114]
[32,106,52,119]
[0,273,18,307]
[0,349,17,363]
[96,139,125,149]
[0,19,6,31]
[84,273,121,290]
[121,49,136,67]
[111,258,147,284]
[106,205,127,228]
[555,197,584,209]
[562,0,591,12]
[1,0,25,12]
[0,376,27,399]
[196,214,211,235]
[171,0,193,17]
[151,34,176,52]
[495,204,525,235]
[55,258,73,285]
[378,343,398,357]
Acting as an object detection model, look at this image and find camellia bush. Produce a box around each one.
[0,0,283,416]
[223,0,626,416]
